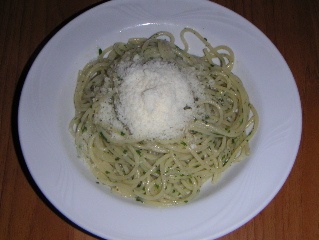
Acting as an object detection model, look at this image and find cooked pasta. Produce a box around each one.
[69,28,259,206]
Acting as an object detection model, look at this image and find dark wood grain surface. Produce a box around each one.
[1,0,318,239]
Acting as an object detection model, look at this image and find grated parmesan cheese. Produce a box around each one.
[96,57,205,140]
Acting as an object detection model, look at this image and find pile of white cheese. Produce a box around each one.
[95,57,206,140]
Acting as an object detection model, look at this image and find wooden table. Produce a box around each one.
[1,0,318,239]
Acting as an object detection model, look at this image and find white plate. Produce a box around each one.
[18,0,302,239]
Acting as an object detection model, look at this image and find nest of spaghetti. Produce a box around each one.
[70,28,258,206]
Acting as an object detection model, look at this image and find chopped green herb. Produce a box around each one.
[181,141,187,146]
[115,157,120,161]
[98,48,102,55]
[99,132,109,142]
[155,184,159,189]
[136,150,142,156]
[136,197,144,203]
[82,126,87,132]
[123,149,128,154]
[120,131,125,136]
[184,200,189,203]
[105,171,110,174]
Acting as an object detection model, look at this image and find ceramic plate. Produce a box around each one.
[18,0,302,239]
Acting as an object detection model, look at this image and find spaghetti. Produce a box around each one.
[69,28,259,206]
